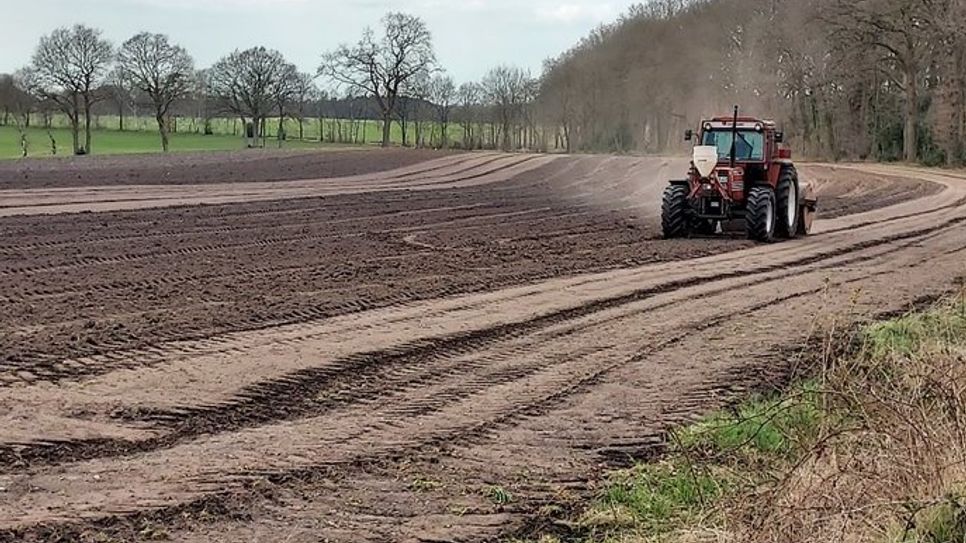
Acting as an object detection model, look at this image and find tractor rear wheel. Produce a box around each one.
[775,167,799,238]
[745,185,776,242]
[661,184,690,239]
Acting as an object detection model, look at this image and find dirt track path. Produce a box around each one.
[0,155,963,542]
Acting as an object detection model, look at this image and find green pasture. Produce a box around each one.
[0,113,474,159]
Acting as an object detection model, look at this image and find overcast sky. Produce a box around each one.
[1,0,636,84]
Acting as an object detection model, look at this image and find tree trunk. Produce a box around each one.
[70,94,80,154]
[83,96,93,154]
[903,66,918,162]
[381,111,392,147]
[157,113,169,152]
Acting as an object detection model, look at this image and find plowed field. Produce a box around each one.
[0,150,962,542]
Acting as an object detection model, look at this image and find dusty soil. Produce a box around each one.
[0,152,961,543]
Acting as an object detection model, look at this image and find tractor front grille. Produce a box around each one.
[701,197,726,217]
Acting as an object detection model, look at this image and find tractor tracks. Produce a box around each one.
[0,157,963,542]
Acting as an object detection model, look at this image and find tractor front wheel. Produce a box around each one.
[661,184,690,239]
[745,185,776,242]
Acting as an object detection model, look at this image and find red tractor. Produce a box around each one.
[662,108,816,242]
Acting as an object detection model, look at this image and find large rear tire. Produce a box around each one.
[775,167,799,239]
[746,185,776,242]
[662,184,690,239]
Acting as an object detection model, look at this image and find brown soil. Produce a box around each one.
[0,147,452,189]
[0,153,960,543]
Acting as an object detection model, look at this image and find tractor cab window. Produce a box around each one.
[701,129,765,161]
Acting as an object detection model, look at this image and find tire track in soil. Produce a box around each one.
[0,175,957,386]
[3,238,958,541]
[0,158,960,542]
[1,213,962,472]
[0,156,544,275]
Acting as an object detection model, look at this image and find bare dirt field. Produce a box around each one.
[0,150,963,542]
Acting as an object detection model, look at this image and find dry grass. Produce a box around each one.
[732,290,966,543]
[542,288,966,543]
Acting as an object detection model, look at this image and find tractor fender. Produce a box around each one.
[668,179,690,187]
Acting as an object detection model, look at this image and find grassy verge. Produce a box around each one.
[522,289,966,543]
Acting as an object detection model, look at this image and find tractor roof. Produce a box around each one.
[703,117,777,130]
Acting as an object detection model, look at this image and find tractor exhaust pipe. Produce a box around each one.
[729,105,739,168]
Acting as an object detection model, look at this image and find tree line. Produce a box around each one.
[536,0,966,165]
[0,13,545,156]
[4,1,958,163]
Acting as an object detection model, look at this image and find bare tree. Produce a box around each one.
[192,69,216,135]
[25,24,112,154]
[104,69,133,131]
[456,82,481,149]
[826,0,937,161]
[0,74,34,127]
[290,73,318,141]
[320,12,436,147]
[398,70,430,147]
[270,62,299,145]
[208,47,290,146]
[482,65,530,151]
[116,32,194,151]
[429,73,455,148]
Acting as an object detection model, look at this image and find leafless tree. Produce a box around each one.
[0,74,34,127]
[456,82,481,149]
[270,62,299,145]
[429,73,455,148]
[482,65,530,151]
[320,12,436,147]
[398,70,430,147]
[104,70,133,131]
[290,73,318,141]
[192,69,215,135]
[116,32,194,151]
[25,24,112,154]
[825,0,937,161]
[208,47,290,146]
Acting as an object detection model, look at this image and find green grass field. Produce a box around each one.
[0,113,473,159]
[0,125,339,159]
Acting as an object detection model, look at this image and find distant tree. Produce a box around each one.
[482,65,530,151]
[116,32,194,151]
[25,24,112,154]
[429,73,455,148]
[208,47,291,146]
[456,82,481,149]
[0,74,34,127]
[270,62,299,145]
[826,0,939,162]
[290,73,318,141]
[192,69,215,135]
[398,70,430,147]
[104,69,133,131]
[320,12,436,147]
